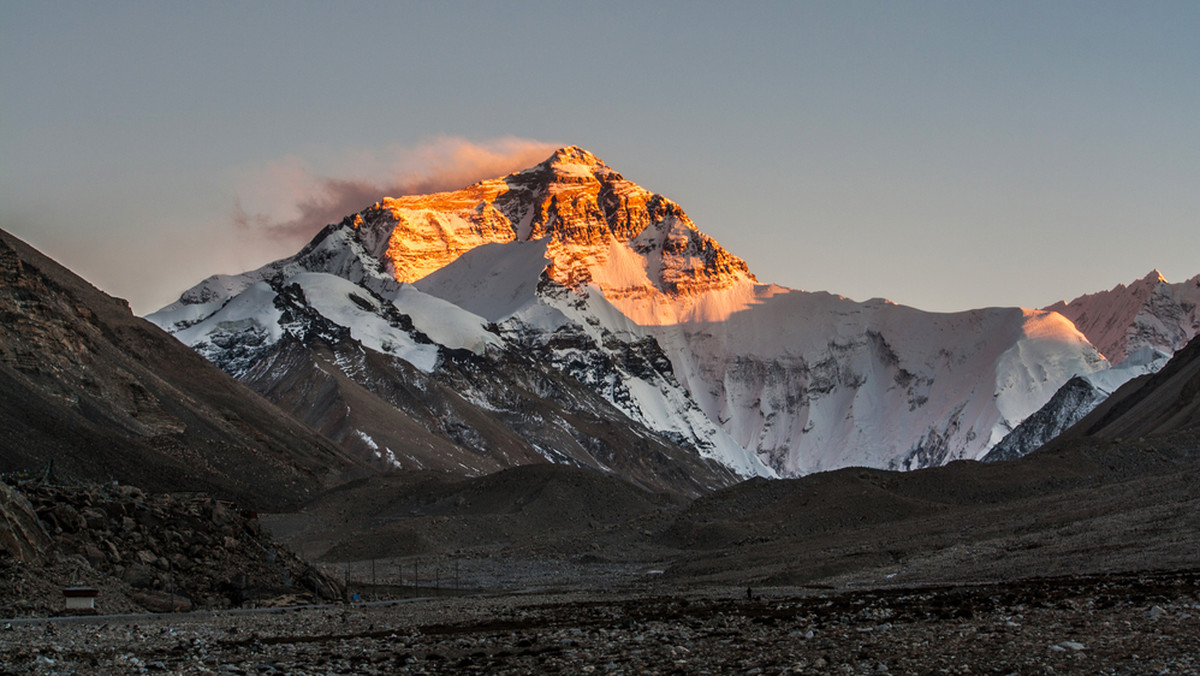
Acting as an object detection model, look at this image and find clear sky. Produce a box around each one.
[3,1,1197,315]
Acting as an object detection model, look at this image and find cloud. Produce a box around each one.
[232,136,559,247]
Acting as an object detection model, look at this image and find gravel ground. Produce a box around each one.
[3,569,1197,675]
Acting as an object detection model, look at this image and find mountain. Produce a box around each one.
[983,346,1167,462]
[1052,332,1200,442]
[0,228,364,510]
[985,272,1200,461]
[151,147,1129,479]
[148,245,739,496]
[1045,270,1200,364]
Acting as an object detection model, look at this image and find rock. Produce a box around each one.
[0,482,52,562]
[116,485,144,500]
[101,539,121,562]
[104,501,126,519]
[81,507,108,531]
[298,566,344,601]
[83,544,107,565]
[50,504,86,534]
[131,590,192,613]
[1148,605,1166,619]
[122,563,158,589]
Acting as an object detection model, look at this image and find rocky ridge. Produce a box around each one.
[363,146,755,307]
[1045,269,1200,364]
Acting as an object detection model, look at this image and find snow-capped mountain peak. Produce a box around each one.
[1044,270,1200,364]
[1145,269,1169,285]
[324,147,757,325]
[148,147,1196,483]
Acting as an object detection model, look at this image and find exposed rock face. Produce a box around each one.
[1045,270,1200,364]
[234,313,739,496]
[984,377,1106,462]
[348,146,755,316]
[0,481,51,563]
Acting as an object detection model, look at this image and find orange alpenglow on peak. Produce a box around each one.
[543,145,605,166]
[341,147,757,315]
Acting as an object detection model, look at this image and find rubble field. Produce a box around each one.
[3,568,1197,675]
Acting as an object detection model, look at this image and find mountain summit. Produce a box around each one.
[1044,269,1200,364]
[149,147,1193,480]
[334,145,755,325]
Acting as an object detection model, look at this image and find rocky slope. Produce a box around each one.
[238,325,739,496]
[0,478,344,618]
[0,228,365,510]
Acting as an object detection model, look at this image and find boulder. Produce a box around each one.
[131,590,192,613]
[0,482,51,562]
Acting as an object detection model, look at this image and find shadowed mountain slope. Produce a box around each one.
[1053,333,1200,441]
[0,229,364,510]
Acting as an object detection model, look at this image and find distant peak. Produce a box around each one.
[1143,269,1168,284]
[542,145,606,169]
[511,146,621,185]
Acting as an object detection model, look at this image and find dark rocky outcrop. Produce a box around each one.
[0,481,51,563]
[0,478,344,616]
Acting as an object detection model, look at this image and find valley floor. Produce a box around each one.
[4,569,1198,675]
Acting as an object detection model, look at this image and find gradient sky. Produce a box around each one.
[3,1,1197,315]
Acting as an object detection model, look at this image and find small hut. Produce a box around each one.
[63,586,98,612]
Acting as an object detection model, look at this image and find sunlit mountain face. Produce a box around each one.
[338,146,759,326]
[148,147,1196,481]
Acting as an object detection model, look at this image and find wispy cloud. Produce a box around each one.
[231,136,559,247]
